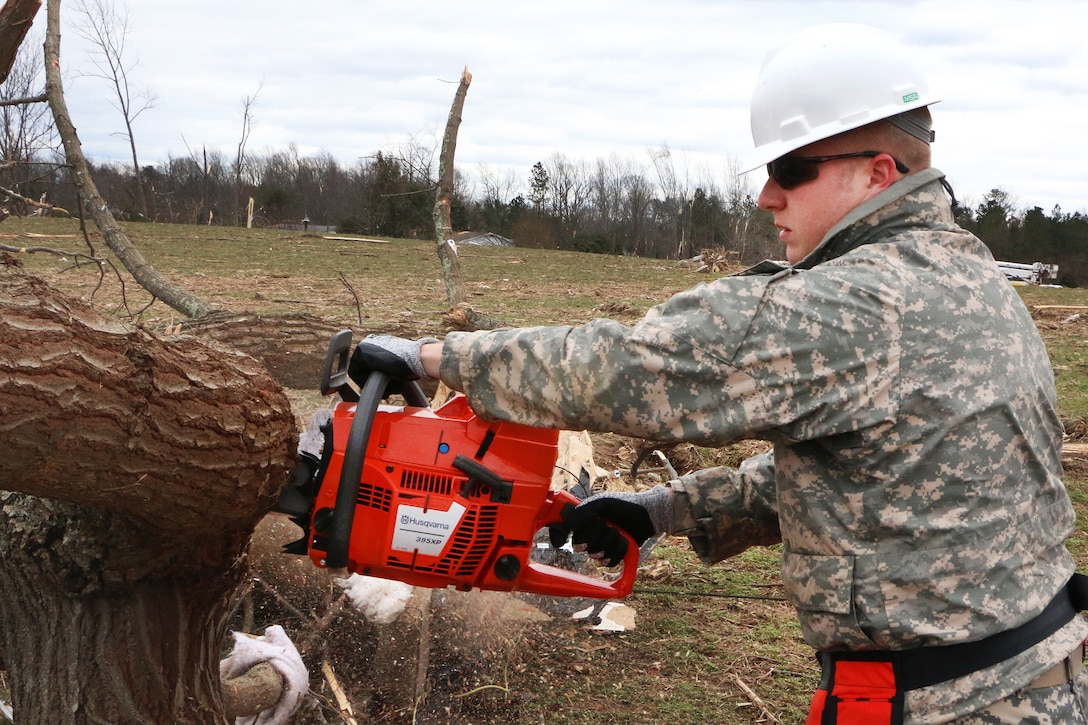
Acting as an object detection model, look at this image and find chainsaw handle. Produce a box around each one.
[520,489,639,599]
[325,365,428,571]
[325,370,387,570]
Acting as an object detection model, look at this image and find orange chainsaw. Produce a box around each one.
[275,330,638,599]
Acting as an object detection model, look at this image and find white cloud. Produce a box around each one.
[43,0,1088,214]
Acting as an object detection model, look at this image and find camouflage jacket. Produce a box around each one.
[440,169,1087,721]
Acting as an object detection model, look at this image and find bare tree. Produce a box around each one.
[174,136,228,225]
[72,0,155,219]
[650,143,697,259]
[584,153,654,256]
[233,83,261,225]
[394,130,437,185]
[545,152,590,239]
[475,162,519,207]
[432,67,499,330]
[0,27,57,211]
[622,168,655,256]
[44,0,212,317]
[721,155,778,262]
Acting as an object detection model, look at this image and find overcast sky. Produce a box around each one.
[47,0,1088,215]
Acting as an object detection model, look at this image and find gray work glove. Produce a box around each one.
[549,485,673,566]
[348,334,439,390]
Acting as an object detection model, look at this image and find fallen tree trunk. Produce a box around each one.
[0,258,296,722]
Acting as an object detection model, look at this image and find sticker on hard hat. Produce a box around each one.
[391,501,466,556]
[902,92,920,103]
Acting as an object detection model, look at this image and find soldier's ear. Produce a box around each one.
[868,153,901,191]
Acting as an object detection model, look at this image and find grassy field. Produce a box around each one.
[5,216,1088,724]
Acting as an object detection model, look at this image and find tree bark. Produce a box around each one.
[44,0,213,319]
[0,259,296,722]
[0,0,41,82]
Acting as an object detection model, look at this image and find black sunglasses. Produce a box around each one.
[767,151,910,190]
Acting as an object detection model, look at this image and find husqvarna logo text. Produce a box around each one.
[400,514,451,530]
[391,502,466,556]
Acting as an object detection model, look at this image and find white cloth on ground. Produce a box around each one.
[220,624,308,725]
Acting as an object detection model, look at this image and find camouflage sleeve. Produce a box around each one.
[671,450,782,564]
[439,275,776,445]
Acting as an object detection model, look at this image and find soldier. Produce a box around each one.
[354,23,1088,724]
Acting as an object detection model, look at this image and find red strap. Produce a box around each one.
[806,689,827,725]
[807,660,902,724]
[831,660,897,699]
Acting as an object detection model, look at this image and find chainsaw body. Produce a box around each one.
[276,331,637,599]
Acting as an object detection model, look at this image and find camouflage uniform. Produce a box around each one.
[440,168,1088,723]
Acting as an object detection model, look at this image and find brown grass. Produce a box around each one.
[6,216,1088,724]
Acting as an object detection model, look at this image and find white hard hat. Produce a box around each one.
[744,23,940,172]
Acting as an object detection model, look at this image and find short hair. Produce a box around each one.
[842,107,933,172]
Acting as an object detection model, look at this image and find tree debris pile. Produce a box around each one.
[680,248,746,275]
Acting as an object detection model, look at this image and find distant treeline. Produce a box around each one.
[11,148,1087,286]
[952,187,1088,288]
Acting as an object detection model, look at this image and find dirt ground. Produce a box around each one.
[218,281,1088,725]
[10,221,1088,724]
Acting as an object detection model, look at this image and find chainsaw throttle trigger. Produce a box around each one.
[526,489,640,599]
[453,454,513,503]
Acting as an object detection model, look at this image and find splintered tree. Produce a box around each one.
[433,66,500,331]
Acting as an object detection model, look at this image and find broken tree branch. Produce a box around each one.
[44,0,214,319]
[430,67,502,332]
[731,673,783,724]
[433,67,470,309]
[0,181,68,213]
[338,271,363,325]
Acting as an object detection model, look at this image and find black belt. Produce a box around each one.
[818,573,1088,692]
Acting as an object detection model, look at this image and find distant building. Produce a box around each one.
[996,261,1060,286]
[452,231,516,247]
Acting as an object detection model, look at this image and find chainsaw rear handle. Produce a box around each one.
[522,489,640,599]
[320,329,430,407]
